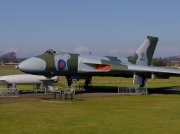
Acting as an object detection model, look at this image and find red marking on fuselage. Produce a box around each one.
[59,62,65,68]
[96,64,111,71]
[141,53,145,57]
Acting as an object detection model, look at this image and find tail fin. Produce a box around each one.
[127,36,158,66]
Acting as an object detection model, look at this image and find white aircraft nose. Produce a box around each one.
[18,57,46,72]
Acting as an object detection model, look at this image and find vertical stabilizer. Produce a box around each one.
[127,36,158,66]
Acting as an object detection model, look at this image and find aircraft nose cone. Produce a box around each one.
[18,57,46,73]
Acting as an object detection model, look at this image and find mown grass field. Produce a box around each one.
[0,65,180,134]
[0,95,180,134]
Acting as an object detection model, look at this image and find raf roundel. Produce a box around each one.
[58,59,66,71]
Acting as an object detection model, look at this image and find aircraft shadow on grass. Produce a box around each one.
[83,86,180,95]
[18,86,180,95]
[148,86,180,94]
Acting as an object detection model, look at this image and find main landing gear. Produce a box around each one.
[66,76,72,87]
[65,76,92,91]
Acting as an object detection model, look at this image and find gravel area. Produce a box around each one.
[0,88,180,104]
[0,92,121,104]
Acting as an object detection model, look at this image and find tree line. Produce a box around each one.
[0,52,26,65]
[151,57,180,67]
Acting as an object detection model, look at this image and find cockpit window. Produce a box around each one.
[55,50,66,55]
[44,49,56,55]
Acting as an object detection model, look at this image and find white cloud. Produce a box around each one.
[74,46,89,53]
[122,49,134,56]
[108,49,118,55]
[125,49,134,54]
[62,49,70,53]
[106,48,135,57]
[17,49,44,58]
[4,47,19,54]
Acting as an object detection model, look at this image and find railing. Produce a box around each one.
[118,87,147,95]
[0,88,19,98]
[51,86,75,100]
[64,87,75,100]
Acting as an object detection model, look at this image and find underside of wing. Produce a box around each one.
[127,64,180,78]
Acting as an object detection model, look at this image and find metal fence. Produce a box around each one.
[0,88,19,98]
[118,87,147,95]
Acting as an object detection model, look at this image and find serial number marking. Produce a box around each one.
[140,58,146,61]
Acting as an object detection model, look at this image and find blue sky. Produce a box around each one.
[0,0,180,57]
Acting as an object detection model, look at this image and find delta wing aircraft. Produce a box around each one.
[16,36,180,87]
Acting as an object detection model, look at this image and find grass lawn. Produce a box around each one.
[0,95,180,134]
